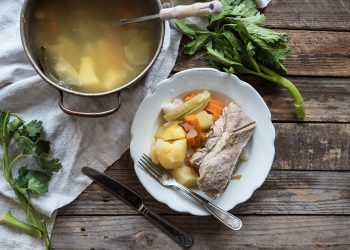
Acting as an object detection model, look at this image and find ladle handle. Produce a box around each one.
[58,91,121,117]
[159,1,222,20]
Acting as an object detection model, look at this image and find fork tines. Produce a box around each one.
[138,154,163,180]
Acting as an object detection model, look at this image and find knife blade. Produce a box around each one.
[82,167,192,248]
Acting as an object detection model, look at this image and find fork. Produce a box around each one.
[138,154,242,230]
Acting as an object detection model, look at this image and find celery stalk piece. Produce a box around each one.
[164,90,211,122]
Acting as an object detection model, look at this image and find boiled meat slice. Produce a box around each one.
[190,102,256,198]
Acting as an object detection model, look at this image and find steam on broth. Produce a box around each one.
[32,0,160,93]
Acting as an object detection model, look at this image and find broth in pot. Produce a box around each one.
[31,0,160,93]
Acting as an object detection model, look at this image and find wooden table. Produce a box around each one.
[52,0,350,249]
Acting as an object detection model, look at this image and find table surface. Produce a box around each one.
[52,0,350,249]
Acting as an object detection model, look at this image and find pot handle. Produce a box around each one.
[58,91,121,117]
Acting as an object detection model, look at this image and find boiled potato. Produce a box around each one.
[150,138,159,164]
[154,138,187,169]
[79,56,99,87]
[171,165,199,188]
[155,124,186,141]
[196,110,214,130]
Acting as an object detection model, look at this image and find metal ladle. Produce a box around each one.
[118,1,222,26]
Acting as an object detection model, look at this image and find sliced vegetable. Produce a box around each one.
[205,100,225,121]
[183,93,197,102]
[209,99,225,109]
[164,90,211,122]
[79,56,99,86]
[186,128,198,148]
[48,21,57,43]
[196,110,214,130]
[184,114,202,149]
[181,122,193,132]
[200,131,207,141]
[183,115,201,133]
[186,99,210,116]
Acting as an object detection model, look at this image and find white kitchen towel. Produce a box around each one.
[0,0,270,249]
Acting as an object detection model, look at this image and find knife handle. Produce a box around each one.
[139,205,192,247]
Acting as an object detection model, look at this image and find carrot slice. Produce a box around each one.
[209,99,225,108]
[205,103,223,116]
[204,99,225,120]
[200,131,206,141]
[183,93,197,102]
[212,113,221,121]
[186,129,197,148]
[48,21,57,43]
[184,114,202,149]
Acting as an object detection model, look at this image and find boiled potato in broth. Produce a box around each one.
[32,0,160,93]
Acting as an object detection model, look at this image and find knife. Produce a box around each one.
[82,167,193,248]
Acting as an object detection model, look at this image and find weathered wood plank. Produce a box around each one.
[264,0,350,31]
[51,215,350,249]
[174,30,350,77]
[274,124,350,170]
[237,76,350,122]
[58,170,350,216]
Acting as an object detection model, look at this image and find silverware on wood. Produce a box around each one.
[118,1,222,26]
[138,154,242,231]
[81,167,192,248]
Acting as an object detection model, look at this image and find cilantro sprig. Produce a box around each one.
[175,0,305,119]
[0,111,62,249]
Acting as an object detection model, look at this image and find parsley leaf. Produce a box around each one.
[20,120,43,141]
[12,166,50,195]
[37,154,62,177]
[15,135,36,154]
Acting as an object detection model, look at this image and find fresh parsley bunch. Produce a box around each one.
[175,0,305,119]
[0,111,62,249]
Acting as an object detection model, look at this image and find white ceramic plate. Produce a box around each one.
[130,68,275,215]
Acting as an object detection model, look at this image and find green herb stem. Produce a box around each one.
[2,143,9,181]
[257,64,305,119]
[41,220,51,250]
[0,211,38,235]
[12,188,43,239]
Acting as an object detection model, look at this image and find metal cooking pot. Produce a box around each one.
[20,0,165,117]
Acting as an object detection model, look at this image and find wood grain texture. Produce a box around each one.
[237,76,350,122]
[58,169,350,216]
[174,30,350,77]
[274,124,350,170]
[264,0,350,31]
[51,215,350,249]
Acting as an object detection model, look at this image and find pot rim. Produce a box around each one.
[20,0,165,97]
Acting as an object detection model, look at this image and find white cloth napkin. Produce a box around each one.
[0,0,270,249]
